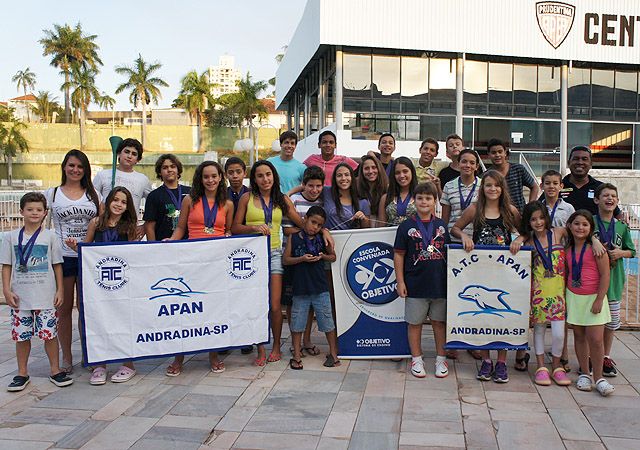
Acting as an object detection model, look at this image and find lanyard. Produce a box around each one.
[17,227,41,271]
[458,178,477,210]
[596,215,615,249]
[396,193,411,217]
[571,243,588,285]
[413,215,435,251]
[164,185,183,210]
[202,198,218,229]
[259,195,273,226]
[301,231,322,256]
[542,198,559,224]
[384,159,394,178]
[533,230,554,273]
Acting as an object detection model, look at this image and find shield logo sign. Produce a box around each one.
[536,2,575,49]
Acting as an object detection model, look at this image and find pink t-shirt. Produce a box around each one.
[303,154,358,186]
[566,244,600,295]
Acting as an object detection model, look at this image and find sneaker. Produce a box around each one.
[435,359,449,378]
[493,361,509,383]
[603,357,618,377]
[551,367,571,386]
[534,367,551,386]
[90,367,108,385]
[576,374,593,392]
[7,375,30,392]
[477,360,493,381]
[410,359,426,378]
[49,372,73,388]
[595,378,615,397]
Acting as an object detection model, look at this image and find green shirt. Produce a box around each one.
[594,217,636,300]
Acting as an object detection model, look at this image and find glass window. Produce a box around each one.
[568,68,590,107]
[429,58,456,100]
[325,77,335,125]
[310,90,319,133]
[488,63,513,104]
[372,55,400,99]
[615,70,638,110]
[401,57,428,100]
[591,69,614,109]
[464,60,488,103]
[591,122,633,169]
[343,53,371,98]
[419,115,455,141]
[297,90,305,139]
[538,66,560,106]
[513,64,537,105]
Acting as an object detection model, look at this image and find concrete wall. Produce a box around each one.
[590,169,640,205]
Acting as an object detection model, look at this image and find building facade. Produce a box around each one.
[276,0,640,172]
[208,55,242,99]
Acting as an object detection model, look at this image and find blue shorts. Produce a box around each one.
[270,249,284,275]
[291,292,334,333]
[62,256,78,278]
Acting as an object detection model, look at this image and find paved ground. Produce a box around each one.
[0,306,639,449]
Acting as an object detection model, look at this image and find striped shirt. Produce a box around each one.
[441,176,481,242]
[492,163,536,213]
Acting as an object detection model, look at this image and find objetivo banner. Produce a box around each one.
[331,227,410,359]
[446,245,532,350]
[78,235,270,365]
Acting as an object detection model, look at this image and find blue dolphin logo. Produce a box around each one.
[149,277,205,300]
[457,284,522,318]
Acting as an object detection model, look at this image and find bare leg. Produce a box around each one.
[586,325,605,381]
[16,340,31,377]
[573,326,589,375]
[497,350,507,363]
[44,337,62,375]
[432,321,446,357]
[292,331,303,362]
[326,330,339,362]
[269,274,283,360]
[408,324,423,357]
[58,275,76,368]
[603,327,614,356]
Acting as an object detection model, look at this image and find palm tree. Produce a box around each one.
[63,64,100,150]
[98,93,116,134]
[11,68,37,122]
[0,111,29,186]
[233,73,268,164]
[115,54,168,148]
[32,91,62,123]
[174,70,212,151]
[39,23,102,123]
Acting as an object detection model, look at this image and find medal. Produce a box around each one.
[572,279,582,288]
[164,185,183,211]
[458,177,477,210]
[204,227,214,234]
[544,269,554,278]
[202,197,218,234]
[596,215,615,250]
[259,195,273,226]
[17,226,41,273]
[533,230,555,278]
[302,231,322,256]
[396,193,412,217]
[414,215,435,259]
[570,243,587,289]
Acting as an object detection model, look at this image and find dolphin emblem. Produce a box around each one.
[457,285,522,318]
[149,277,204,300]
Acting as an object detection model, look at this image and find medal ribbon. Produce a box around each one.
[302,231,322,256]
[596,216,615,249]
[18,227,41,268]
[396,193,412,217]
[458,178,477,210]
[202,198,218,229]
[259,196,273,226]
[570,243,588,285]
[384,159,394,178]
[533,230,554,273]
[164,185,183,211]
[414,215,435,253]
[103,227,120,242]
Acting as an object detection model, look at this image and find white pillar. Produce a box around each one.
[455,55,464,137]
[560,63,569,174]
[335,47,344,132]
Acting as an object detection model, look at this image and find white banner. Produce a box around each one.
[446,245,532,350]
[78,235,270,365]
[331,228,410,359]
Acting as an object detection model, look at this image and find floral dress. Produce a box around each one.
[530,243,566,323]
[385,198,417,226]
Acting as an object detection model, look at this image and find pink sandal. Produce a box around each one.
[110,366,136,383]
[534,367,551,386]
[552,367,571,386]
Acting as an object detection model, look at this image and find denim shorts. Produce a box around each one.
[62,256,78,278]
[291,291,335,333]
[270,249,284,275]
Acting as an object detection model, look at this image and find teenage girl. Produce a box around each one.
[356,155,388,227]
[565,210,615,396]
[441,149,480,241]
[378,157,417,227]
[46,149,101,374]
[232,160,306,365]
[67,187,138,385]
[165,161,233,376]
[451,170,521,383]
[324,163,371,230]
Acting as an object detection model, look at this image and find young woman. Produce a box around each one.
[441,149,481,241]
[45,149,100,374]
[356,155,388,227]
[324,163,371,230]
[378,157,417,227]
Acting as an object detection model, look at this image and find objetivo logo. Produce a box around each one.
[346,242,397,305]
[94,256,129,291]
[227,248,258,280]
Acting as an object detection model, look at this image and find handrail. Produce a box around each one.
[518,153,539,182]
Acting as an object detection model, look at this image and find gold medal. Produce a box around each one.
[204,227,214,234]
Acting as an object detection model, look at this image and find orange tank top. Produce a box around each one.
[187,197,226,239]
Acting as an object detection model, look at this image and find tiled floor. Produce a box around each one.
[0,305,638,449]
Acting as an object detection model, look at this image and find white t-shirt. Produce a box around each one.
[93,168,152,217]
[0,228,63,310]
[45,187,100,257]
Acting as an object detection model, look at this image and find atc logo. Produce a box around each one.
[227,248,257,280]
[536,1,575,49]
[94,256,128,291]
[346,242,397,305]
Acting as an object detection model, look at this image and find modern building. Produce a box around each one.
[276,0,640,172]
[208,55,242,99]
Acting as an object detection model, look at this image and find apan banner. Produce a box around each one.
[78,235,270,365]
[331,228,410,359]
[446,245,532,350]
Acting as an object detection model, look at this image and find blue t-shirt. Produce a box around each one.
[393,215,449,299]
[322,187,371,230]
[267,156,306,194]
[289,232,328,296]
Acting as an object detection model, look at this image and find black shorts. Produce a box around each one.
[62,256,79,278]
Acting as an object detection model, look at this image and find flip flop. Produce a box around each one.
[514,352,530,372]
[323,354,341,367]
[165,362,182,377]
[267,353,282,363]
[289,358,303,370]
[303,345,320,356]
[210,361,225,374]
[254,356,267,367]
[61,362,74,375]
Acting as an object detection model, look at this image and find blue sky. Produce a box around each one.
[2,0,305,109]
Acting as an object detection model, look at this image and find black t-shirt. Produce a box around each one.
[558,175,601,216]
[143,184,191,240]
[289,232,329,296]
[438,165,460,187]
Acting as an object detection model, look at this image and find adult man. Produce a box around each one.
[303,130,358,186]
[267,131,307,193]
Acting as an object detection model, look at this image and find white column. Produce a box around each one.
[560,63,568,174]
[456,55,464,137]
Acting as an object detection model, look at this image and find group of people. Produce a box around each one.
[1,130,635,399]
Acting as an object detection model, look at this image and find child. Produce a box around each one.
[593,183,636,378]
[540,170,575,228]
[268,130,306,193]
[379,157,418,227]
[415,138,446,196]
[437,134,464,187]
[365,133,396,177]
[451,170,521,383]
[143,154,191,241]
[164,161,234,375]
[356,155,388,227]
[1,192,73,391]
[67,187,138,384]
[565,210,615,396]
[283,206,339,369]
[394,182,450,378]
[225,157,250,217]
[441,149,481,243]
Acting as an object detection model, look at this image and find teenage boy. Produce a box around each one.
[487,138,540,213]
[304,130,358,186]
[364,133,396,177]
[415,138,447,190]
[540,170,575,227]
[268,131,306,193]
[438,134,465,187]
[143,154,191,241]
[394,182,450,378]
[1,192,73,391]
[93,137,152,218]
[283,206,339,369]
[593,183,636,377]
[225,157,250,217]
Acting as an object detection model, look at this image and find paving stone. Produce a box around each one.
[340,372,369,392]
[0,440,55,450]
[54,419,110,449]
[0,423,75,442]
[127,385,190,418]
[495,419,564,450]
[142,425,210,443]
[563,441,606,450]
[547,408,600,441]
[399,432,465,448]
[331,391,364,413]
[13,407,92,426]
[600,437,640,450]
[35,381,129,411]
[190,384,245,397]
[131,438,201,450]
[462,419,498,449]
[232,431,319,449]
[80,416,158,450]
[91,397,139,421]
[401,419,463,434]
[201,430,239,449]
[348,431,398,450]
[364,370,404,398]
[582,406,640,439]
[214,406,256,432]
[354,397,402,433]
[317,436,350,450]
[322,411,357,438]
[157,414,218,431]
[402,398,461,423]
[170,394,236,418]
[270,369,344,394]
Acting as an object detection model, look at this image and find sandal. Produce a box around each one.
[254,356,267,367]
[90,367,107,386]
[210,361,225,374]
[289,358,303,370]
[514,352,530,372]
[323,354,341,368]
[110,366,136,383]
[165,362,182,377]
[303,345,320,356]
[467,350,482,360]
[61,362,74,375]
[267,352,282,363]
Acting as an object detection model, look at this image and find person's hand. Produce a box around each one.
[396,281,407,298]
[461,234,475,252]
[591,238,606,257]
[351,211,366,221]
[224,232,232,237]
[64,237,78,252]
[321,228,334,248]
[53,290,63,308]
[136,224,145,240]
[4,290,19,308]
[608,247,625,261]
[510,239,523,255]
[254,224,271,235]
[301,253,321,263]
[591,298,603,315]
